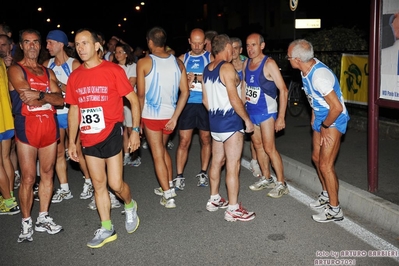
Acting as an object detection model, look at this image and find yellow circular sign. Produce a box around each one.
[290,0,298,11]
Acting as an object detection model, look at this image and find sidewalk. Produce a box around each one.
[241,111,399,237]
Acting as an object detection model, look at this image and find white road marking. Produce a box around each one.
[241,158,399,262]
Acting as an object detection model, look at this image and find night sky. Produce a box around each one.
[2,0,371,53]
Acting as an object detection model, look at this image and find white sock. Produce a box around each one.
[22,217,32,223]
[169,181,174,188]
[38,212,48,219]
[228,204,239,211]
[124,153,129,158]
[84,178,92,184]
[321,191,329,197]
[60,183,69,191]
[210,194,221,201]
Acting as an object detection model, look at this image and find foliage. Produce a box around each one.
[304,26,369,77]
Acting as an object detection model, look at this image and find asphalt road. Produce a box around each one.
[1,125,398,266]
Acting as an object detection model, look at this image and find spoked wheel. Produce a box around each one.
[287,81,305,117]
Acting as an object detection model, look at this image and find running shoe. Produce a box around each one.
[309,193,330,209]
[18,219,33,243]
[267,181,289,198]
[173,176,185,191]
[312,205,344,223]
[80,181,94,200]
[109,192,122,208]
[206,197,229,212]
[87,226,117,248]
[224,203,255,222]
[123,156,132,166]
[142,141,148,150]
[88,192,121,210]
[129,156,141,167]
[249,177,276,191]
[154,187,163,196]
[160,197,176,208]
[0,200,20,215]
[154,187,177,197]
[35,215,63,234]
[167,140,174,150]
[14,172,21,189]
[33,183,40,201]
[51,189,73,203]
[196,172,209,187]
[65,149,70,161]
[125,200,140,233]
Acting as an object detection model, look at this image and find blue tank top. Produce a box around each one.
[183,51,212,103]
[302,59,350,133]
[203,61,243,133]
[244,56,278,116]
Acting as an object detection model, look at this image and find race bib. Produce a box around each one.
[191,82,202,92]
[79,107,106,134]
[245,86,261,104]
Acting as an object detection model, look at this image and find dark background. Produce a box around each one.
[2,0,371,55]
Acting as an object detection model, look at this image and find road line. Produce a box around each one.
[241,158,399,262]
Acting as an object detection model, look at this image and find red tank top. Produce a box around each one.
[17,63,55,116]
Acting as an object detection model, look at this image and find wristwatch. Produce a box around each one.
[38,91,45,101]
[132,127,140,133]
[321,122,330,129]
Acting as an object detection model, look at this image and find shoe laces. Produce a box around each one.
[39,215,55,225]
[236,203,249,214]
[255,178,266,186]
[93,227,108,238]
[21,220,32,233]
[82,183,91,193]
[125,208,135,223]
[109,192,117,200]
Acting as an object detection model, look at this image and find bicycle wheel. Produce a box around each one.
[287,81,305,117]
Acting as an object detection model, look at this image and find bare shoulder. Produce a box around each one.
[7,63,23,77]
[42,59,49,67]
[72,59,81,69]
[221,61,235,71]
[264,56,279,70]
[175,57,185,70]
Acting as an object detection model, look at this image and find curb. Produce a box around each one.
[242,146,399,237]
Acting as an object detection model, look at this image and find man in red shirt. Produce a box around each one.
[66,28,141,248]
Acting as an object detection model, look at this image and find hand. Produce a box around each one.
[19,89,41,105]
[128,132,141,152]
[68,144,79,162]
[3,53,13,67]
[164,119,176,132]
[274,117,286,132]
[187,72,195,89]
[244,120,254,133]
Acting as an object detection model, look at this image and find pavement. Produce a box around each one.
[243,109,399,237]
[0,110,399,265]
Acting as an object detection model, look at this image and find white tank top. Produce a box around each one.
[47,57,75,115]
[141,54,181,119]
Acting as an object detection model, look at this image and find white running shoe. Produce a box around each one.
[18,219,33,243]
[35,215,63,234]
[80,181,94,200]
[51,189,73,203]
